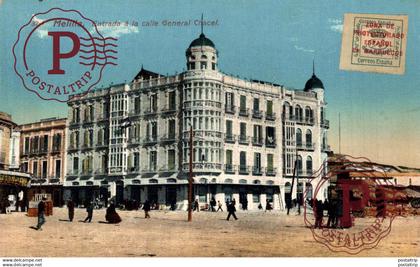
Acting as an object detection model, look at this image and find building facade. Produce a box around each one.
[19,118,67,206]
[65,33,330,209]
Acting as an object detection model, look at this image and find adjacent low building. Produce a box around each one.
[64,32,330,209]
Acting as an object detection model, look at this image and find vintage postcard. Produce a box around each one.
[0,0,419,266]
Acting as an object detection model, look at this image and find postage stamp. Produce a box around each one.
[339,13,408,75]
[12,8,118,102]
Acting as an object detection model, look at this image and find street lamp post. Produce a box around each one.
[188,126,193,222]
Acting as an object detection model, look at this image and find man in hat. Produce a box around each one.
[36,197,47,230]
[67,198,75,222]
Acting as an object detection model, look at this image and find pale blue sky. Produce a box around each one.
[1,0,419,166]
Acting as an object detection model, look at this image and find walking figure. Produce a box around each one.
[217,201,223,212]
[193,199,200,212]
[143,200,151,218]
[210,197,216,212]
[314,199,324,228]
[226,201,238,221]
[67,198,75,222]
[36,197,47,230]
[265,199,273,212]
[83,201,93,223]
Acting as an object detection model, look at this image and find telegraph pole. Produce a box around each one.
[188,126,193,222]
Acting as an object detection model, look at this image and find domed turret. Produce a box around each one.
[304,61,324,92]
[186,31,218,71]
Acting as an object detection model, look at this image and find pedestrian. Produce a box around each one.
[314,199,324,228]
[258,203,263,210]
[67,198,75,222]
[210,197,216,212]
[265,199,273,212]
[226,201,238,221]
[335,198,343,228]
[36,197,47,230]
[193,199,200,212]
[217,200,223,212]
[326,199,335,228]
[105,202,122,224]
[242,198,248,210]
[232,198,236,207]
[83,201,93,223]
[143,199,151,218]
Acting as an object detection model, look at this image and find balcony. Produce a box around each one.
[83,118,94,125]
[296,142,315,151]
[252,137,264,146]
[266,138,276,148]
[161,106,177,115]
[160,135,177,143]
[144,109,159,117]
[321,119,330,129]
[127,166,141,174]
[143,136,158,145]
[159,166,177,173]
[238,135,250,145]
[94,169,108,176]
[128,110,142,117]
[81,144,94,151]
[238,165,250,175]
[66,170,80,177]
[142,167,158,174]
[322,144,331,152]
[182,163,223,172]
[69,120,80,127]
[252,110,263,119]
[252,166,263,176]
[225,105,236,115]
[80,169,93,176]
[67,145,79,152]
[224,164,236,174]
[266,167,277,176]
[224,134,236,144]
[296,170,315,177]
[127,137,141,146]
[51,146,61,154]
[95,142,108,149]
[265,112,276,121]
[239,108,249,117]
[97,114,109,122]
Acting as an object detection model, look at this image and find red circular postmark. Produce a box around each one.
[12,8,118,102]
[303,155,402,254]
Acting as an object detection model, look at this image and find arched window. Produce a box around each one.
[305,106,313,123]
[97,128,103,145]
[305,183,313,199]
[306,156,313,175]
[296,155,303,175]
[305,129,312,147]
[295,105,303,121]
[283,102,290,119]
[296,128,302,146]
[201,55,207,59]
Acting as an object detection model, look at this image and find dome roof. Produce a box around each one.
[189,33,215,48]
[304,74,324,91]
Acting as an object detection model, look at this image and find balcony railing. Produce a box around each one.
[142,167,158,174]
[296,170,315,177]
[143,136,158,145]
[67,145,79,152]
[265,112,276,121]
[159,166,177,172]
[224,134,236,143]
[160,135,177,143]
[224,164,236,174]
[67,170,80,177]
[252,166,263,176]
[321,119,330,128]
[95,142,108,149]
[296,142,315,151]
[238,165,250,175]
[127,166,141,174]
[266,167,277,176]
[94,169,108,175]
[97,114,109,122]
[161,106,177,114]
[182,163,223,172]
[69,120,80,126]
[239,108,249,117]
[238,135,250,145]
[225,105,236,114]
[252,137,264,146]
[127,137,141,145]
[266,138,276,148]
[128,110,142,117]
[144,109,159,116]
[252,110,263,119]
[81,169,93,176]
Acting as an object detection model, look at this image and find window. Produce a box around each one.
[266,126,275,145]
[225,92,234,108]
[73,157,79,172]
[200,61,207,69]
[150,121,158,139]
[240,151,247,169]
[134,96,141,113]
[295,105,303,121]
[41,135,48,152]
[97,129,103,145]
[253,153,261,172]
[306,129,312,146]
[55,160,61,178]
[21,162,28,173]
[150,94,157,112]
[24,137,30,154]
[306,156,313,175]
[41,161,47,178]
[89,105,94,121]
[253,125,262,143]
[305,107,313,122]
[168,150,175,170]
[253,193,260,203]
[296,155,302,175]
[52,134,61,151]
[266,100,273,116]
[240,123,246,139]
[253,98,260,111]
[168,120,176,138]
[240,95,246,111]
[189,62,195,70]
[296,128,302,146]
[212,62,216,70]
[226,120,233,137]
[73,107,80,123]
[150,151,157,171]
[168,91,176,110]
[226,150,233,165]
[267,154,274,172]
[32,161,38,177]
[89,129,94,146]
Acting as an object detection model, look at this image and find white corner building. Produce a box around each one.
[64,32,330,210]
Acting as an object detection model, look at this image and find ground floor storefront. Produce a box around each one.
[0,170,31,213]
